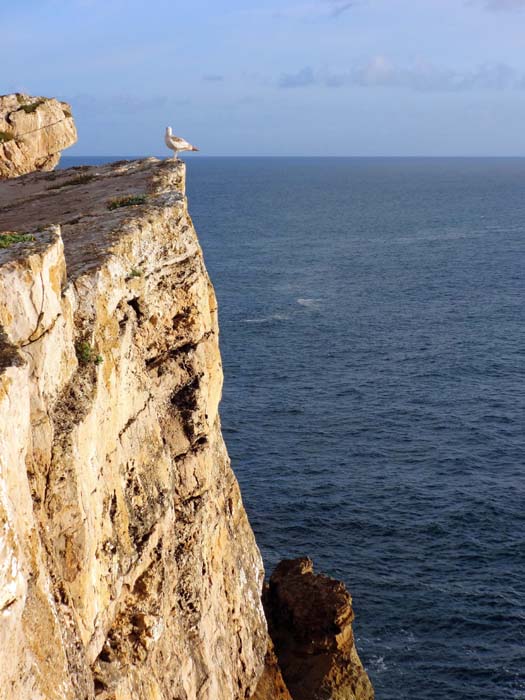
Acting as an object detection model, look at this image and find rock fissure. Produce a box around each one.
[117,401,152,441]
[9,115,72,139]
[21,311,62,347]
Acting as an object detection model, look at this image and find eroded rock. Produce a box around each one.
[264,558,374,700]
[0,93,77,178]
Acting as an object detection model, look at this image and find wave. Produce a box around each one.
[368,655,388,673]
[241,313,290,323]
[296,297,322,310]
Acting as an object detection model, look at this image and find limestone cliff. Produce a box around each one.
[0,94,77,178]
[0,159,267,699]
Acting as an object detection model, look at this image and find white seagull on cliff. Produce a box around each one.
[164,126,199,159]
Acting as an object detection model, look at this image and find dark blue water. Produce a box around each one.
[62,157,525,700]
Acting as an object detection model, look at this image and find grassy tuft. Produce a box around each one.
[18,100,45,114]
[129,268,143,278]
[75,341,103,365]
[48,174,96,190]
[107,194,147,211]
[0,232,35,249]
[76,341,94,363]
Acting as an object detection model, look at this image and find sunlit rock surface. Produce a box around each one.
[0,158,267,699]
[0,93,77,178]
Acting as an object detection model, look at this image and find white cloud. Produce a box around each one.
[468,0,525,10]
[322,0,357,17]
[279,67,316,88]
[271,0,358,20]
[279,57,525,92]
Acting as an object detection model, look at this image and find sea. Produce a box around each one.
[61,156,525,700]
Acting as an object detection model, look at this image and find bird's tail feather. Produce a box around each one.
[192,146,199,151]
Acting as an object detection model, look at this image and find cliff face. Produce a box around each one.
[0,159,267,699]
[0,94,77,178]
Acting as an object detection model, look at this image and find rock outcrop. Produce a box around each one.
[0,93,77,178]
[0,158,267,699]
[250,639,293,700]
[263,558,374,700]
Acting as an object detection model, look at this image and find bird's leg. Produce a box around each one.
[173,150,178,160]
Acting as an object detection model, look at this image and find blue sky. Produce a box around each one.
[2,0,525,155]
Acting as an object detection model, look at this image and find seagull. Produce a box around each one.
[164,126,199,159]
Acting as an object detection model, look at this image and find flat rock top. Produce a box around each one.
[0,158,185,277]
[269,557,354,637]
[0,93,71,133]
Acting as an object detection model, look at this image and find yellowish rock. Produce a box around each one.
[0,93,77,178]
[0,158,267,699]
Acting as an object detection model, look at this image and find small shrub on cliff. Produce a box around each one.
[48,174,96,190]
[107,194,147,211]
[18,100,45,114]
[129,268,143,278]
[0,232,35,248]
[75,341,103,366]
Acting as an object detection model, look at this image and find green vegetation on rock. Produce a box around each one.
[0,232,35,248]
[107,194,147,211]
[75,341,103,365]
[49,173,96,190]
[18,100,45,114]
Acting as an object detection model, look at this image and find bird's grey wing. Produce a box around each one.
[169,136,189,147]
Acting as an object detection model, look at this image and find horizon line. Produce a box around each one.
[62,154,525,159]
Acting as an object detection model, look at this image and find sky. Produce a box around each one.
[2,0,525,155]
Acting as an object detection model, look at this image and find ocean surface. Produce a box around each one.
[61,156,525,700]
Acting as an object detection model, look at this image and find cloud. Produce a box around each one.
[203,74,224,82]
[279,57,525,92]
[471,0,525,9]
[271,0,358,20]
[279,66,316,88]
[323,0,357,17]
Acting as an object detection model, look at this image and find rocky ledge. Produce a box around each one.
[0,156,373,699]
[0,93,77,178]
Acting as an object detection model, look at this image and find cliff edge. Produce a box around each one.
[0,158,267,699]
